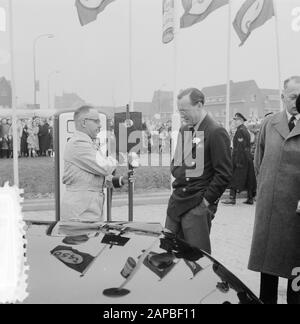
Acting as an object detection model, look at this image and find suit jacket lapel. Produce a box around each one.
[183,114,210,163]
[272,111,290,140]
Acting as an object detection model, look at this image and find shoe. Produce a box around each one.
[222,199,236,205]
[243,199,254,205]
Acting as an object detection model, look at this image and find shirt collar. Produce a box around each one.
[286,110,300,121]
[193,111,208,131]
[74,130,93,143]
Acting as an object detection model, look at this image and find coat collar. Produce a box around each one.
[271,111,300,140]
[195,113,215,133]
[74,130,93,144]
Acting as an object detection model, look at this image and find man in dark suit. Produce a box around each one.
[223,113,257,205]
[165,88,232,254]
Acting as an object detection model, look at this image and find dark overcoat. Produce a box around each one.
[230,124,257,195]
[38,124,50,152]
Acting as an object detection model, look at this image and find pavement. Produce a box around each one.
[22,191,172,212]
[23,197,288,304]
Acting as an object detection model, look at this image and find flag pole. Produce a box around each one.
[172,0,180,154]
[225,0,232,132]
[80,245,108,278]
[128,0,134,221]
[171,0,180,193]
[129,0,133,112]
[273,0,283,111]
[8,0,19,187]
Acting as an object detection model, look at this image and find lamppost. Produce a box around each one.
[33,34,54,106]
[48,70,60,109]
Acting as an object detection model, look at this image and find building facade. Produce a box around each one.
[0,77,12,108]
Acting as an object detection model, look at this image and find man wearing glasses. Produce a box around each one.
[61,106,128,222]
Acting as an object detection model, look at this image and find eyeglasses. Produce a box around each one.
[84,118,101,126]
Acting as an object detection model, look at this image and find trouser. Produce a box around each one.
[230,189,253,200]
[260,273,300,304]
[165,203,215,254]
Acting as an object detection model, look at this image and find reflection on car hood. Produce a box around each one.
[24,221,262,304]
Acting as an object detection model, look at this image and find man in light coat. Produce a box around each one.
[248,76,300,304]
[61,106,127,222]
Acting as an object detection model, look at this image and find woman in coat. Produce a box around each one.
[38,120,49,156]
[27,120,40,157]
[20,121,29,157]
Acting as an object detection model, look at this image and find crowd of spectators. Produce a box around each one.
[0,113,267,160]
[0,117,54,159]
[142,119,172,155]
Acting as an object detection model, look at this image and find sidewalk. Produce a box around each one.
[24,200,288,303]
[22,191,171,212]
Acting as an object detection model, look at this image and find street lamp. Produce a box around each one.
[48,70,60,110]
[33,33,55,106]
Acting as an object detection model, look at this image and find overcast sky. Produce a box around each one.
[0,0,300,109]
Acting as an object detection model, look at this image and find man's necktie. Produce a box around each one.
[288,116,296,132]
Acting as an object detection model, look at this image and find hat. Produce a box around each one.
[234,113,247,122]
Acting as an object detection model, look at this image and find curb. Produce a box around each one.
[22,190,248,211]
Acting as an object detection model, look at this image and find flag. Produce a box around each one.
[75,0,116,26]
[0,5,7,32]
[51,245,94,274]
[181,0,229,29]
[233,0,274,46]
[162,0,175,44]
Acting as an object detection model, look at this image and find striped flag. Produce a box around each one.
[181,0,229,29]
[233,0,274,46]
[0,5,7,32]
[162,0,175,44]
[75,0,116,26]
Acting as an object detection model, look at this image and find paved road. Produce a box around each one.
[24,199,288,303]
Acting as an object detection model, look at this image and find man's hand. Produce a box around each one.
[121,172,136,186]
[201,198,217,220]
